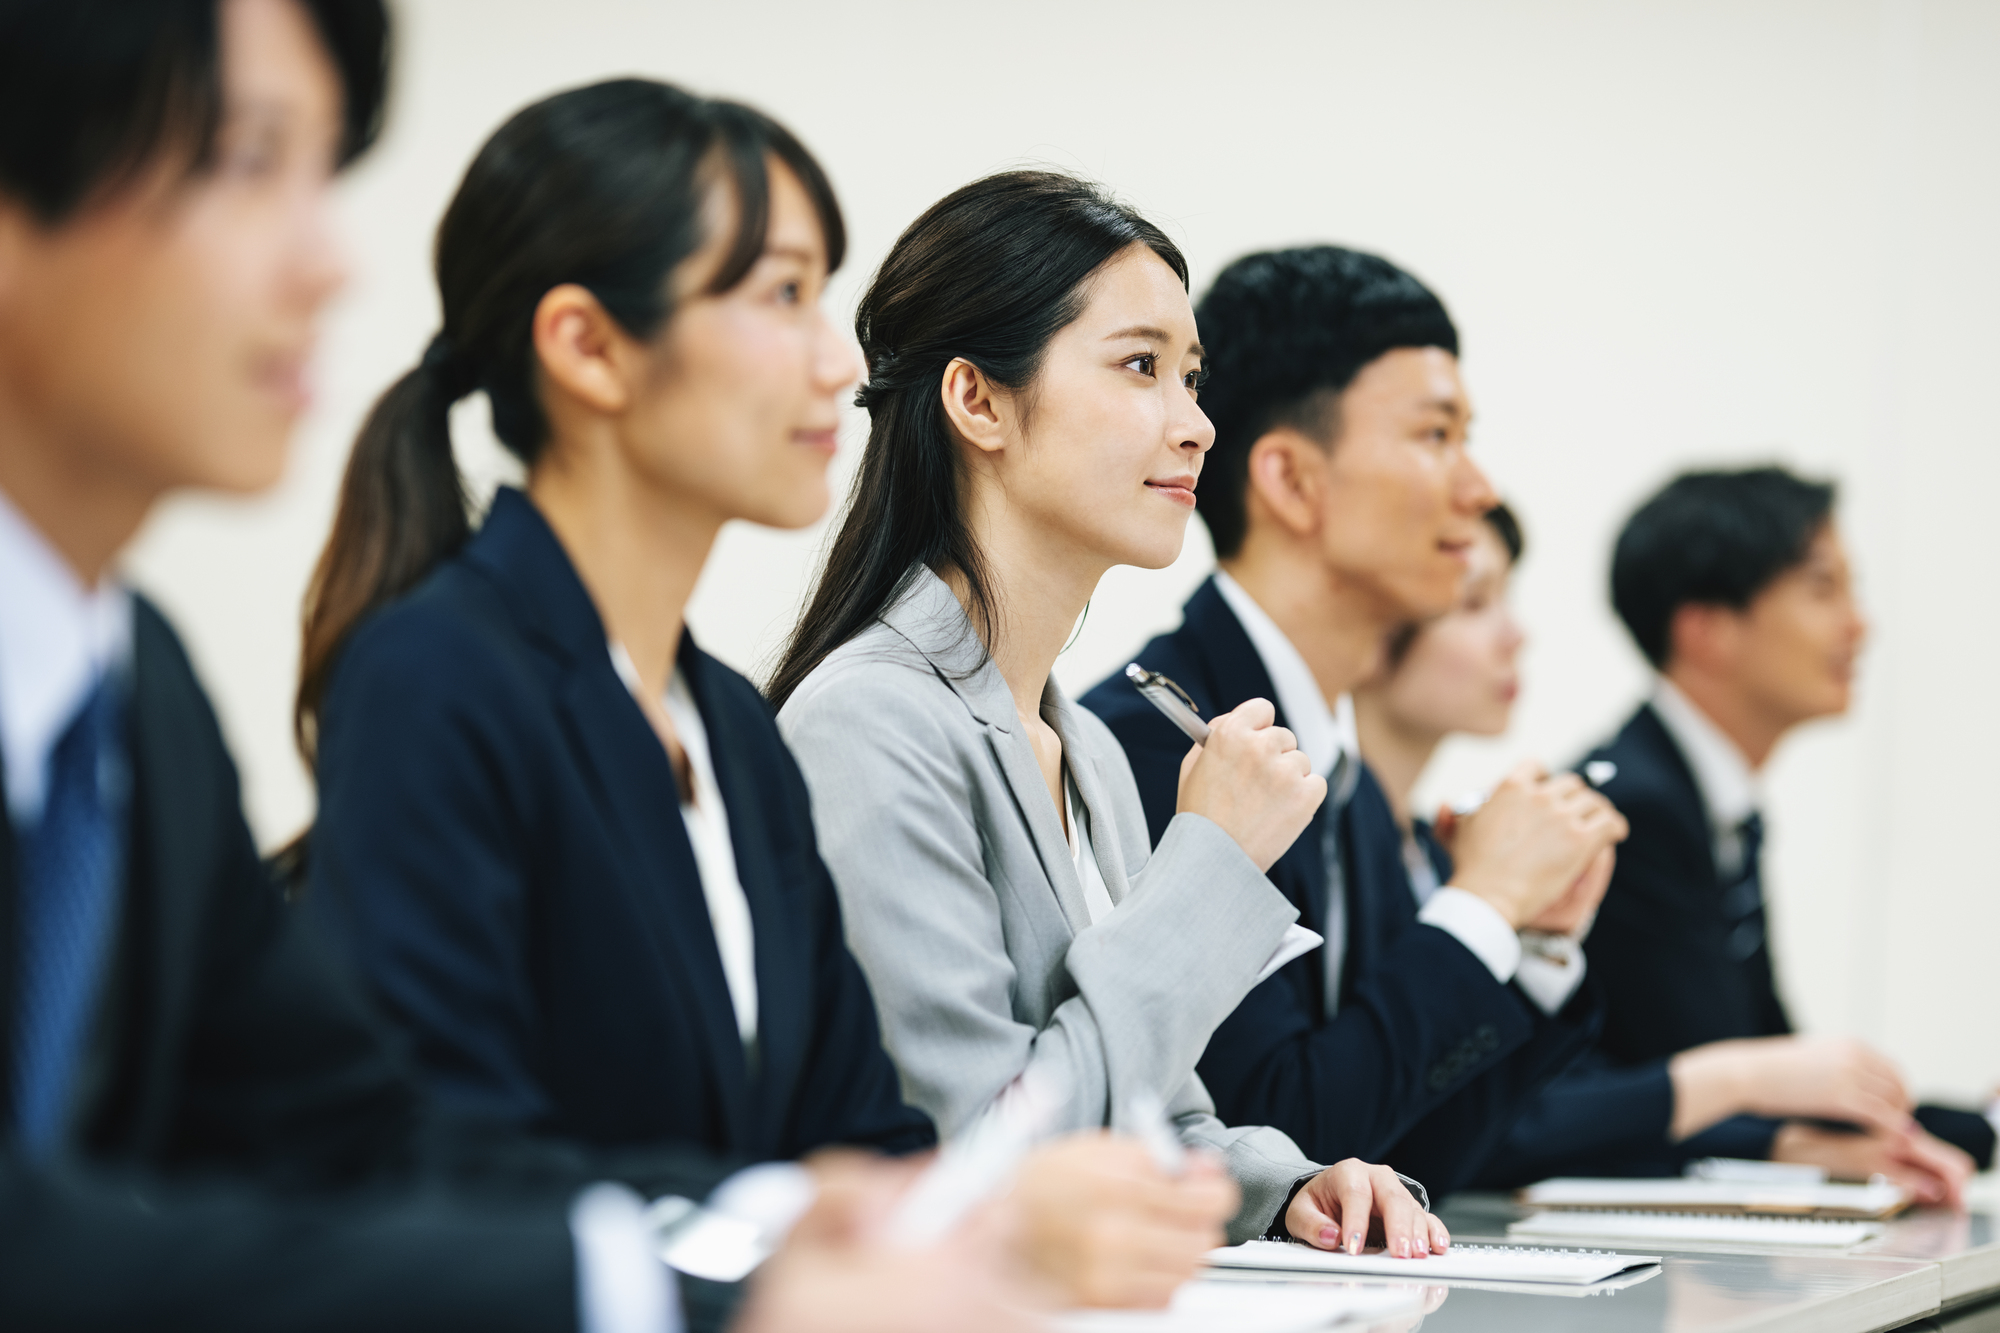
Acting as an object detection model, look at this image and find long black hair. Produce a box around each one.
[765,170,1185,709]
[296,77,843,765]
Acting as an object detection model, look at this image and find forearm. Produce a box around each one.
[1667,1042,1753,1140]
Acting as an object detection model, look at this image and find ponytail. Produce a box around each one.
[292,78,844,774]
[293,335,472,765]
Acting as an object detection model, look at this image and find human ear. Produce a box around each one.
[1669,603,1744,674]
[531,283,639,416]
[1243,428,1328,539]
[939,357,1014,456]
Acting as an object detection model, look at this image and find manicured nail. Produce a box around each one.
[1320,1225,1339,1245]
[1348,1231,1363,1255]
[1416,1238,1429,1255]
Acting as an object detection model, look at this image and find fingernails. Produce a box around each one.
[1320,1225,1339,1246]
[1348,1231,1363,1255]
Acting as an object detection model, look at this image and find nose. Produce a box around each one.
[815,306,865,395]
[1177,391,1217,458]
[1452,446,1499,515]
[295,192,349,311]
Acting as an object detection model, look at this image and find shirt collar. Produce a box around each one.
[1211,570,1356,779]
[0,485,133,826]
[1651,675,1761,832]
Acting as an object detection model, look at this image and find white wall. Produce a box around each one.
[123,0,2000,1103]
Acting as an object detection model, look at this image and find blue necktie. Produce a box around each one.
[12,671,126,1155]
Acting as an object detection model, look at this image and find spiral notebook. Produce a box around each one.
[1207,1240,1661,1285]
[1509,1208,1883,1250]
[1518,1176,1911,1220]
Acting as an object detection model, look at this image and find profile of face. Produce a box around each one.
[947,243,1213,572]
[1375,521,1524,740]
[1298,348,1498,622]
[0,0,347,500]
[543,161,861,534]
[1708,522,1867,725]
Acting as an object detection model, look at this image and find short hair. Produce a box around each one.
[1383,501,1524,668]
[1610,466,1837,669]
[0,0,389,224]
[1193,246,1460,558]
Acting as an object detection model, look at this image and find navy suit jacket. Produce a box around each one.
[0,593,750,1331]
[1477,703,1791,1184]
[312,488,933,1165]
[1079,578,1597,1194]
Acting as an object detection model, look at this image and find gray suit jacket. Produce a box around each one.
[778,569,1320,1240]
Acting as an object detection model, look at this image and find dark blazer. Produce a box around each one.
[0,594,740,1329]
[1584,703,1789,1064]
[312,487,933,1165]
[1079,577,1597,1195]
[1481,702,1993,1177]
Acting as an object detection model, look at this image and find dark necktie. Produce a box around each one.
[1719,810,1765,962]
[12,671,126,1155]
[1319,748,1359,1016]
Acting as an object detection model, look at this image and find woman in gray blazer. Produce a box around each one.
[771,171,1449,1259]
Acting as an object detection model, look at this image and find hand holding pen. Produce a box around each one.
[1432,760,1628,932]
[1127,664,1323,873]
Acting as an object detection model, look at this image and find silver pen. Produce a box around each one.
[1126,663,1210,743]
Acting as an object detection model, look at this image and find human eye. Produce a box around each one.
[1122,352,1157,378]
[1182,366,1208,395]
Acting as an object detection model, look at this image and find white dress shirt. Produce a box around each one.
[1651,675,1763,878]
[1210,571,1583,1014]
[0,486,131,828]
[1065,772,1119,925]
[610,646,759,1049]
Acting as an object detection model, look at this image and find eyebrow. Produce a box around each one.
[1105,325,1206,359]
[762,244,823,263]
[1417,396,1468,419]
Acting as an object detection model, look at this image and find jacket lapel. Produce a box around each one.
[1045,688,1130,906]
[880,572,1092,934]
[682,644,804,1149]
[469,490,753,1148]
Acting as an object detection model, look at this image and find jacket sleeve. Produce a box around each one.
[0,1156,580,1333]
[779,666,1296,1151]
[309,613,554,1130]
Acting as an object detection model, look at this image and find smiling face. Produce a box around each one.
[966,243,1213,573]
[1376,521,1524,740]
[1726,522,1868,726]
[0,0,346,506]
[1313,347,1498,623]
[613,159,861,532]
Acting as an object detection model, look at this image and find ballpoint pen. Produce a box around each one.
[1126,663,1210,743]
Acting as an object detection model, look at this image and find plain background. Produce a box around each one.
[124,0,1998,1103]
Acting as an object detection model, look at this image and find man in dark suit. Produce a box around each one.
[1081,247,1627,1196]
[0,3,1026,1329]
[1493,468,1987,1198]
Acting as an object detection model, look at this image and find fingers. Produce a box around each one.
[1428,1213,1452,1254]
[1224,696,1276,730]
[1334,1166,1376,1255]
[1893,1129,1974,1209]
[1283,1179,1340,1251]
[1370,1167,1427,1257]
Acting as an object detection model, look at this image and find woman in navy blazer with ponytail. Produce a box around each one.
[296,79,930,1165]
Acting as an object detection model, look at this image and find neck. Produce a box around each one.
[1663,665,1785,769]
[953,487,1106,724]
[0,394,158,585]
[528,434,721,702]
[1352,691,1441,831]
[1219,533,1396,705]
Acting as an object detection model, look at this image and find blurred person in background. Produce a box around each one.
[1081,247,1623,1201]
[0,2,1038,1328]
[1481,468,1985,1201]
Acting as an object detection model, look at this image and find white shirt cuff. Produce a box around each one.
[572,1183,681,1333]
[1418,887,1521,984]
[1514,933,1589,1015]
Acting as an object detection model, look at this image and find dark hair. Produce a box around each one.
[0,0,388,223]
[766,170,1186,709]
[1384,501,1526,667]
[1611,466,1837,668]
[295,78,844,764]
[1191,246,1459,559]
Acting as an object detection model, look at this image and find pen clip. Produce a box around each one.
[1124,663,1201,716]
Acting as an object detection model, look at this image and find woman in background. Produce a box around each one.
[772,170,1447,1259]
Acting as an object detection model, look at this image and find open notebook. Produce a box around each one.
[1519,1176,1911,1219]
[1510,1208,1883,1250]
[1208,1240,1660,1286]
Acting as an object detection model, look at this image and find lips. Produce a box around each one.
[1145,475,1198,507]
[794,427,839,455]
